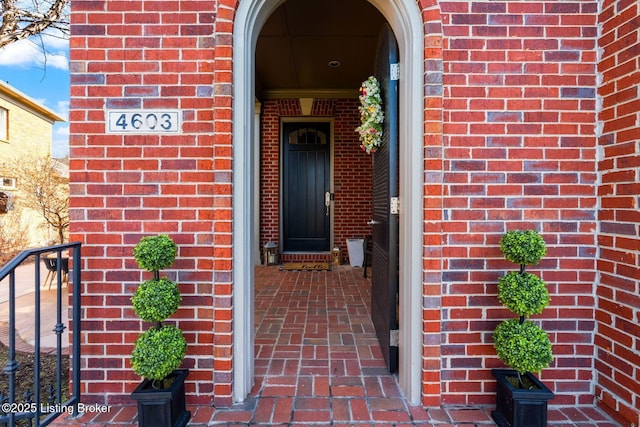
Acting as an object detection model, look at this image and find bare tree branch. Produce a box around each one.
[0,0,69,49]
[2,154,69,244]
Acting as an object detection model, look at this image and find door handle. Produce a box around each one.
[325,192,331,216]
[367,219,380,225]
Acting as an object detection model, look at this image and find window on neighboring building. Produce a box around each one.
[0,176,16,189]
[0,107,7,140]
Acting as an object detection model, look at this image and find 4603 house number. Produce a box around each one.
[107,110,181,134]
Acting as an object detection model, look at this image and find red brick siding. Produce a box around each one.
[211,0,235,407]
[439,0,599,407]
[260,100,280,249]
[596,1,640,425]
[333,99,374,254]
[260,98,372,263]
[67,0,640,415]
[69,0,223,406]
[421,0,446,407]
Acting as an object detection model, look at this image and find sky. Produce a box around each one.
[0,33,70,158]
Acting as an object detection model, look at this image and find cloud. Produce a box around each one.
[43,53,69,71]
[52,125,69,158]
[0,35,68,70]
[52,104,70,158]
[26,97,68,121]
[55,100,70,121]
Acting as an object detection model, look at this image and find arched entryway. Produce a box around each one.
[232,0,426,406]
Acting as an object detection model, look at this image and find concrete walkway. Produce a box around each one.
[0,261,69,350]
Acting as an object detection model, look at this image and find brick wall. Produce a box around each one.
[439,0,599,407]
[260,100,280,249]
[595,1,640,425]
[260,98,372,263]
[69,0,224,405]
[332,99,374,253]
[68,0,639,415]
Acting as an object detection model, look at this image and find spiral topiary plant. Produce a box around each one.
[131,234,187,388]
[493,230,553,387]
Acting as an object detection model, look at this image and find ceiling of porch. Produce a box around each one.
[255,0,386,99]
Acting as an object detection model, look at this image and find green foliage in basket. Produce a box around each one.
[131,324,187,381]
[499,230,546,266]
[498,271,549,317]
[132,277,181,323]
[493,319,553,375]
[133,234,177,272]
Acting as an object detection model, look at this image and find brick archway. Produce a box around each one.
[230,0,442,407]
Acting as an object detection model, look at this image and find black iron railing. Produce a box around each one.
[0,243,81,427]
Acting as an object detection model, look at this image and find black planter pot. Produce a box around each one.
[491,369,554,427]
[131,369,191,427]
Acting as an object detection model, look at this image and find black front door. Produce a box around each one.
[370,24,400,373]
[282,121,331,252]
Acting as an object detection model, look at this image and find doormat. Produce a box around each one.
[280,262,331,271]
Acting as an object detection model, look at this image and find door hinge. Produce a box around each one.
[390,329,399,347]
[390,63,400,81]
[390,197,399,215]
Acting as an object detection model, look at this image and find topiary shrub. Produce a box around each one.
[131,324,187,381]
[499,230,546,266]
[132,277,181,323]
[493,319,553,375]
[498,272,549,317]
[131,234,186,387]
[133,234,177,274]
[494,229,553,386]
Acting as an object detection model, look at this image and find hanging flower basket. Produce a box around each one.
[356,76,384,154]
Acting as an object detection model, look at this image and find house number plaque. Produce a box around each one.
[106,110,181,134]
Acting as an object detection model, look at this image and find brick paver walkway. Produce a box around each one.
[52,266,619,426]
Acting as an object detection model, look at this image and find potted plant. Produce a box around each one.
[129,234,190,427]
[492,229,554,427]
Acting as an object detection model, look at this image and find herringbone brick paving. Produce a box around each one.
[52,266,619,426]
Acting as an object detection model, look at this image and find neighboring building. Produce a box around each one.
[0,80,64,249]
[68,1,639,426]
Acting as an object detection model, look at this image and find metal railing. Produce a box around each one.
[0,243,81,427]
